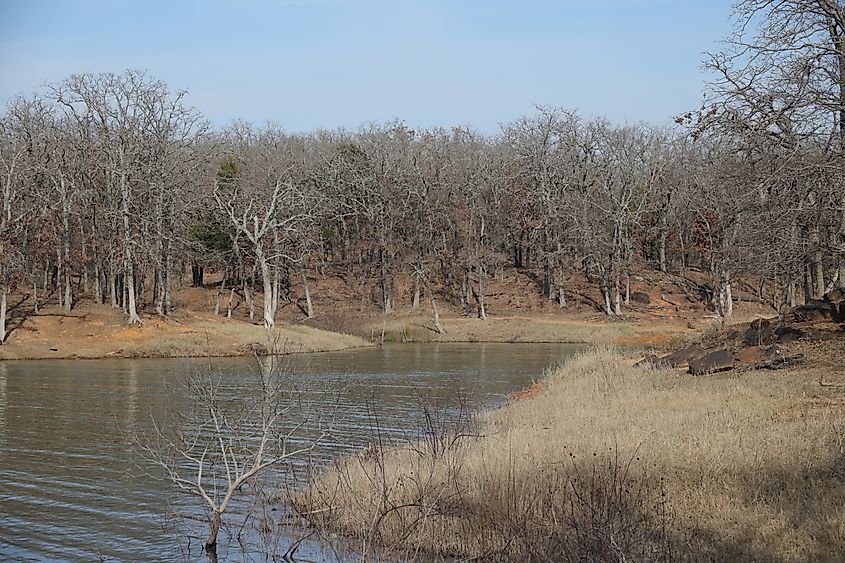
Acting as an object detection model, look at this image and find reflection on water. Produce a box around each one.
[0,343,583,561]
[0,363,7,447]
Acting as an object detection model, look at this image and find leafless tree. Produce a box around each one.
[130,349,328,554]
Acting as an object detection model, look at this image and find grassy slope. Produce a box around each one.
[297,345,845,561]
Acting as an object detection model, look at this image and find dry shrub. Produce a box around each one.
[294,348,845,561]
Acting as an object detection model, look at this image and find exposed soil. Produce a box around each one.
[0,265,781,360]
[0,300,370,360]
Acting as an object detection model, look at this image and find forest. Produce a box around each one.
[0,0,843,343]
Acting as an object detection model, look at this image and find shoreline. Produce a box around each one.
[0,310,682,362]
[0,302,373,362]
[294,341,845,561]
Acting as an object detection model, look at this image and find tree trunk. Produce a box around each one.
[62,200,72,315]
[192,263,204,287]
[226,287,236,319]
[94,262,102,304]
[787,276,796,309]
[813,248,825,299]
[460,271,468,313]
[214,270,225,316]
[624,271,631,307]
[109,269,118,308]
[63,265,72,315]
[603,284,613,316]
[380,246,392,314]
[136,269,146,311]
[477,268,487,320]
[426,281,444,334]
[558,268,566,308]
[256,249,275,329]
[56,247,63,310]
[206,511,222,552]
[659,230,667,273]
[121,168,142,324]
[804,262,814,303]
[0,286,7,343]
[839,258,845,290]
[32,281,39,315]
[300,263,314,319]
[164,251,173,314]
[154,268,163,315]
[613,272,622,315]
[412,272,421,310]
[244,278,255,320]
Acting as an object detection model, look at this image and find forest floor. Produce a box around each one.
[0,265,778,360]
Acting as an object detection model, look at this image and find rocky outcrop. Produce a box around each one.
[823,288,845,303]
[689,349,734,375]
[659,345,706,368]
[786,298,844,323]
[745,318,774,346]
[631,291,651,305]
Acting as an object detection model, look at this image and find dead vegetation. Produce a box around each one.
[294,347,845,561]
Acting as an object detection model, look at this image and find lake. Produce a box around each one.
[0,343,585,561]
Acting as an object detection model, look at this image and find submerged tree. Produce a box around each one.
[130,349,328,554]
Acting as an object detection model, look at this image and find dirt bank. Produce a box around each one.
[0,266,779,359]
[0,302,370,360]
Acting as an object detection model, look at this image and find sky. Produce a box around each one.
[0,0,736,134]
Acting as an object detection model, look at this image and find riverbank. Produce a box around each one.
[1,266,782,360]
[349,310,692,345]
[0,302,698,360]
[0,302,371,360]
[294,342,845,561]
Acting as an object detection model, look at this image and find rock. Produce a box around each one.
[744,318,774,346]
[775,325,803,343]
[735,346,764,365]
[689,349,734,375]
[631,291,651,305]
[786,300,840,322]
[763,343,785,359]
[687,320,700,330]
[634,354,660,368]
[823,288,845,303]
[659,345,706,368]
[754,345,802,370]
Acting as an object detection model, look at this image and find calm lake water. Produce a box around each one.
[0,343,584,562]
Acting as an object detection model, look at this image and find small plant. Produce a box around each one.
[400,326,412,342]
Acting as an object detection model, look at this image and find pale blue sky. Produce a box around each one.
[0,0,735,132]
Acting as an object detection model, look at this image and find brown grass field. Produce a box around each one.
[294,344,845,562]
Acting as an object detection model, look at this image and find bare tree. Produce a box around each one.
[131,350,328,554]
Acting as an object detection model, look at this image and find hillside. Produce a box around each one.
[0,264,779,360]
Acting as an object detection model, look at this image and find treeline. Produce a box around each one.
[1,1,844,340]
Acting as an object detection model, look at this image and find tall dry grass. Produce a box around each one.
[293,348,845,561]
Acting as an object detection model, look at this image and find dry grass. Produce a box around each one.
[295,348,845,562]
[344,312,687,346]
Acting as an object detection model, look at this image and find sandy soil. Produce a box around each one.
[0,301,370,360]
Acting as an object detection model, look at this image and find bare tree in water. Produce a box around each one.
[130,347,328,556]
